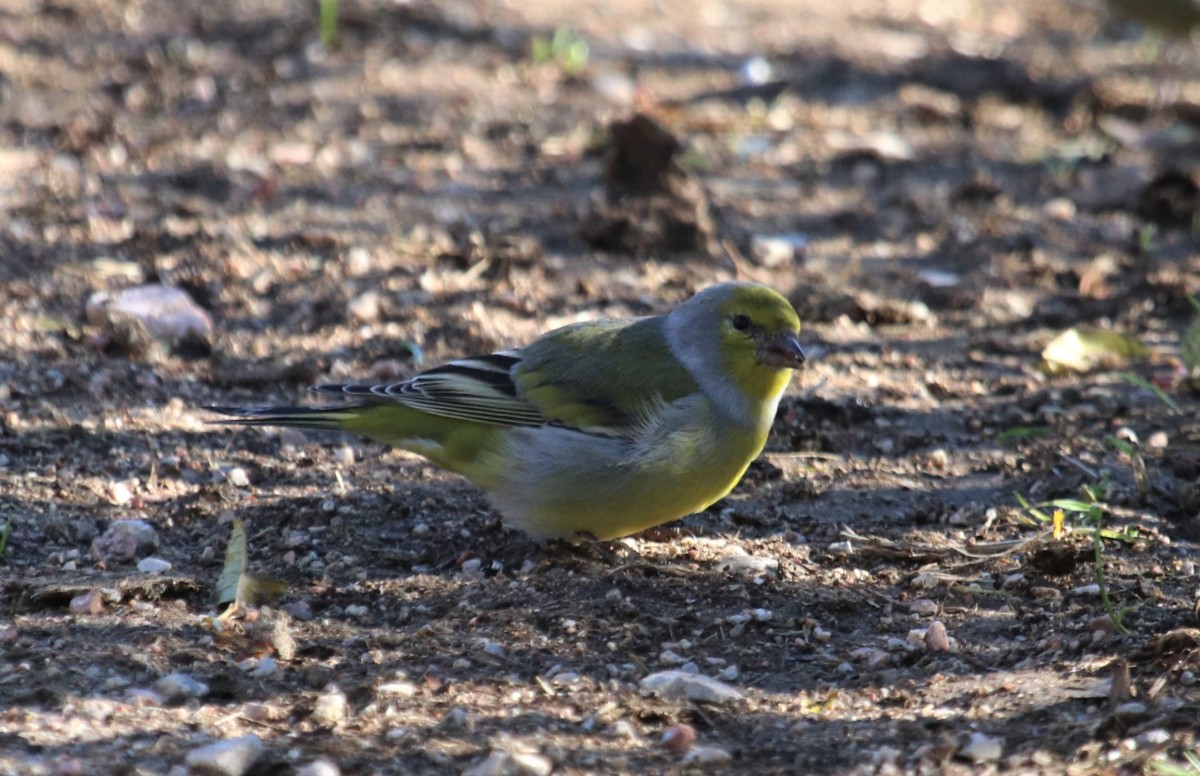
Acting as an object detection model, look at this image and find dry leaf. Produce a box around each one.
[1040,328,1146,374]
[215,519,285,608]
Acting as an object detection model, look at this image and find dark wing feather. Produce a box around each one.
[313,350,545,427]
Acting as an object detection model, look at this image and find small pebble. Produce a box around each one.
[347,290,382,323]
[1136,729,1171,747]
[288,600,315,621]
[69,590,104,615]
[378,681,418,697]
[849,647,891,668]
[124,688,164,707]
[137,557,172,574]
[184,735,264,776]
[440,707,469,729]
[661,723,695,753]
[249,657,278,678]
[91,519,158,563]
[681,746,732,765]
[154,672,209,701]
[108,479,135,506]
[909,598,938,616]
[749,233,808,268]
[550,672,580,686]
[959,732,1003,764]
[1042,197,1077,221]
[241,703,280,722]
[640,670,742,704]
[659,649,687,665]
[911,572,942,589]
[924,621,952,652]
[827,541,854,556]
[463,751,552,776]
[1002,572,1024,587]
[86,284,213,344]
[1114,701,1148,717]
[296,758,341,776]
[311,688,349,725]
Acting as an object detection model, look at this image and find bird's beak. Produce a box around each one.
[759,331,806,369]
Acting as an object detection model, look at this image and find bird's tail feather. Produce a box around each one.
[206,405,363,431]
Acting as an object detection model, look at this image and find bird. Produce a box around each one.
[209,281,805,540]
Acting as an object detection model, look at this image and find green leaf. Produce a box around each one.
[996,426,1049,443]
[1183,295,1200,377]
[1046,498,1099,513]
[1014,492,1051,522]
[319,0,339,51]
[1118,372,1181,411]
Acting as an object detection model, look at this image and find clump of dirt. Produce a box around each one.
[581,112,716,256]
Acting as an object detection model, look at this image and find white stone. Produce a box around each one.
[184,735,264,776]
[681,746,732,765]
[311,689,349,725]
[959,732,1003,764]
[463,751,552,776]
[640,670,742,704]
[296,759,340,776]
[137,557,172,574]
[154,672,208,700]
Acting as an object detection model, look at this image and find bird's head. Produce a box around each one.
[667,282,805,410]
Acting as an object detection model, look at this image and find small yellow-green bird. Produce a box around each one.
[210,282,805,539]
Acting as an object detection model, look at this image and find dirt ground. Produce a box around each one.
[2,0,1200,773]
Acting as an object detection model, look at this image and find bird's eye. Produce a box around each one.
[731,314,751,331]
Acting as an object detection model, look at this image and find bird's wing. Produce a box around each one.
[316,315,700,436]
[314,351,546,428]
[510,315,699,434]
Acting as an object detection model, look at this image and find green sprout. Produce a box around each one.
[531,27,589,76]
[320,0,339,51]
[1149,749,1200,776]
[1015,482,1136,636]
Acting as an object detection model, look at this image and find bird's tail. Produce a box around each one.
[206,405,364,431]
[208,402,503,485]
